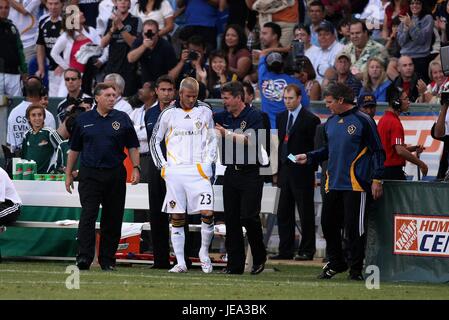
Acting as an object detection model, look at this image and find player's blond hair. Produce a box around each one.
[179,77,199,92]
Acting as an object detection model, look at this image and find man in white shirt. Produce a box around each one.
[8,0,40,63]
[150,77,217,274]
[104,73,133,114]
[309,20,344,84]
[293,24,320,63]
[7,79,56,153]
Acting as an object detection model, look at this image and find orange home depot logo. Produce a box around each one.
[395,218,418,251]
[394,214,449,258]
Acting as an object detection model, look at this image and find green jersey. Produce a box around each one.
[22,127,63,173]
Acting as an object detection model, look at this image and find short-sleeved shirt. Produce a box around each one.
[228,48,250,74]
[69,109,139,169]
[131,0,173,30]
[104,13,142,75]
[213,105,264,166]
[131,37,177,83]
[377,111,406,167]
[21,127,63,173]
[36,15,62,71]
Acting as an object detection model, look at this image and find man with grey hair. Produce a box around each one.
[150,77,217,274]
[104,73,133,115]
[296,82,384,281]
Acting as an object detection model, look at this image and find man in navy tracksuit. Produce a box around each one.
[296,82,385,280]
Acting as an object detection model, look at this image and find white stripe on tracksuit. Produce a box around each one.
[0,203,20,218]
[359,192,366,236]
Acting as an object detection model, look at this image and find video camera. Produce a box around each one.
[291,39,307,72]
[67,96,94,108]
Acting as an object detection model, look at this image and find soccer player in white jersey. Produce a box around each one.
[150,77,217,273]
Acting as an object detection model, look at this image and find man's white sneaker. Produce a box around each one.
[200,257,213,273]
[168,264,188,273]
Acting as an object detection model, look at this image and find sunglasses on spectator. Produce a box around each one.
[65,77,79,81]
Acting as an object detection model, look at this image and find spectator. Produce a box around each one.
[397,0,433,83]
[377,85,428,180]
[169,35,207,87]
[337,17,351,45]
[137,81,158,109]
[21,104,63,173]
[391,55,423,102]
[177,0,219,51]
[56,68,93,123]
[35,0,63,97]
[307,0,327,47]
[416,60,449,104]
[360,57,392,102]
[7,79,56,153]
[222,24,251,80]
[247,0,298,47]
[128,19,177,84]
[0,0,27,97]
[131,0,174,37]
[104,73,134,115]
[382,0,409,40]
[258,51,309,128]
[435,0,449,44]
[51,8,107,97]
[8,0,40,64]
[72,0,101,28]
[334,52,363,98]
[294,56,321,101]
[309,21,344,84]
[339,19,389,80]
[206,50,233,99]
[242,80,255,106]
[0,167,22,228]
[385,16,401,58]
[96,0,116,36]
[357,92,377,118]
[293,24,320,63]
[101,0,142,97]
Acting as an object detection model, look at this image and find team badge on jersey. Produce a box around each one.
[112,121,120,130]
[347,124,356,135]
[169,200,176,208]
[195,120,202,129]
[240,121,247,130]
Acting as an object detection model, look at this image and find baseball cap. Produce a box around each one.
[266,52,283,67]
[316,20,336,34]
[357,93,377,108]
[335,52,351,61]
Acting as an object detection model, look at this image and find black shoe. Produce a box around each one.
[317,262,347,279]
[348,271,364,281]
[250,263,265,275]
[269,254,293,260]
[294,254,314,261]
[101,265,116,272]
[221,267,244,275]
[76,259,91,270]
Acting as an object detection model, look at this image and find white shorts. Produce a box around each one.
[162,164,214,214]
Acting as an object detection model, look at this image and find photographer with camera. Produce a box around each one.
[56,68,93,123]
[168,35,207,88]
[127,19,177,84]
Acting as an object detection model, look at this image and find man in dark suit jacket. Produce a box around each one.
[271,84,321,260]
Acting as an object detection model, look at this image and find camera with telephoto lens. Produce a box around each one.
[188,50,199,61]
[291,39,306,72]
[67,96,94,107]
[145,30,156,39]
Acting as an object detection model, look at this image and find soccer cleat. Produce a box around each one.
[348,271,364,281]
[200,257,213,274]
[317,262,347,279]
[168,264,188,273]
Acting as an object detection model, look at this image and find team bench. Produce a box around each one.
[4,180,280,267]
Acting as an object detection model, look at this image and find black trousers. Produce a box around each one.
[148,164,170,267]
[0,200,21,225]
[321,190,370,273]
[77,165,126,267]
[383,166,406,181]
[223,167,266,272]
[277,180,315,257]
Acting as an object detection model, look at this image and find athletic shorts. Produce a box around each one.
[161,164,214,214]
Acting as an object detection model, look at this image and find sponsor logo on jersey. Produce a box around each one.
[38,140,49,146]
[394,214,449,257]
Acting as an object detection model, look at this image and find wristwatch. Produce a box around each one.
[133,165,141,173]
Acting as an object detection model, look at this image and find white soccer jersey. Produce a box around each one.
[150,101,217,169]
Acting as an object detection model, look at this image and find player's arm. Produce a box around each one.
[150,111,169,169]
[206,112,218,164]
[65,150,79,193]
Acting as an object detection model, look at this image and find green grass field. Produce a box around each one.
[1,261,448,300]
